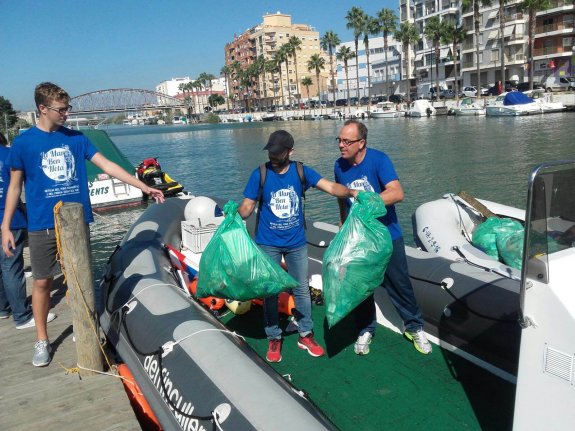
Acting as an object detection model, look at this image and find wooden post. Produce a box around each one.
[55,202,104,376]
[458,191,497,219]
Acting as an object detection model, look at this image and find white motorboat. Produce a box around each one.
[406,99,436,117]
[525,89,566,113]
[370,101,403,118]
[452,97,486,116]
[485,92,541,116]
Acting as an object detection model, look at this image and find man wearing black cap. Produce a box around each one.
[239,130,357,363]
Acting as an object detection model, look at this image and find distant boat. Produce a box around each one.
[83,129,144,211]
[370,101,403,118]
[486,92,541,116]
[406,100,436,117]
[452,97,486,116]
[524,89,566,114]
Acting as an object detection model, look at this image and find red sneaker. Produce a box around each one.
[297,334,325,357]
[266,339,282,362]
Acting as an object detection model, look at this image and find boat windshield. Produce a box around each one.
[523,161,575,284]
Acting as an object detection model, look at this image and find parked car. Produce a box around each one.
[349,97,359,106]
[359,96,370,105]
[388,94,406,104]
[544,76,575,92]
[460,86,478,97]
[517,82,544,92]
[440,89,456,99]
[335,99,348,106]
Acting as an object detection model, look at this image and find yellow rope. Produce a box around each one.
[53,201,114,371]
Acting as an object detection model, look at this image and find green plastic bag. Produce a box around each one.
[496,229,524,270]
[323,191,393,328]
[197,201,299,301]
[472,217,523,259]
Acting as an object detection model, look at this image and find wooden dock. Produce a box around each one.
[0,257,142,430]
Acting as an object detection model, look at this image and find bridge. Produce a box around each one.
[69,88,188,116]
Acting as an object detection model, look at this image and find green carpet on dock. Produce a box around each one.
[221,303,515,431]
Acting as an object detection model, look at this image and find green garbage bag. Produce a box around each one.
[323,191,393,328]
[197,201,299,301]
[472,217,523,259]
[496,229,524,270]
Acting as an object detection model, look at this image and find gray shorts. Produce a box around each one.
[28,229,61,280]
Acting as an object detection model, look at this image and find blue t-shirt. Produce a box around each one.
[334,148,402,240]
[243,162,322,248]
[0,146,27,230]
[8,126,98,231]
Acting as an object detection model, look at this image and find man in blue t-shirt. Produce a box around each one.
[238,130,357,363]
[0,133,44,328]
[334,120,432,356]
[1,82,165,367]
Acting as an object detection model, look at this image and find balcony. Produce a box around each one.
[533,46,574,56]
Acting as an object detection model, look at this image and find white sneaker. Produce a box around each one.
[354,332,372,355]
[32,340,52,367]
[16,312,57,330]
[404,330,432,355]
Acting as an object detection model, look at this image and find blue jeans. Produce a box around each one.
[0,229,33,325]
[259,244,312,339]
[355,237,423,335]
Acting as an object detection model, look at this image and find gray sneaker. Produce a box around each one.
[32,340,52,367]
[404,330,432,355]
[354,332,372,355]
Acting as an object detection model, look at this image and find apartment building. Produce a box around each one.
[224,12,329,108]
[532,0,574,82]
[334,37,403,100]
[401,0,573,95]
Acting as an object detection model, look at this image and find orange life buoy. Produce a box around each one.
[117,363,162,431]
[187,278,226,311]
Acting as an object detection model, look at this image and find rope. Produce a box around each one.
[53,201,114,371]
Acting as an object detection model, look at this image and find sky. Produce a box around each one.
[0,0,397,111]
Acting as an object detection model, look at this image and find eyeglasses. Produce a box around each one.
[335,137,362,146]
[45,105,73,115]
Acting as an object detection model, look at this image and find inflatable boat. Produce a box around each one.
[99,197,336,431]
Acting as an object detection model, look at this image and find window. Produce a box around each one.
[491,49,499,62]
[563,37,573,47]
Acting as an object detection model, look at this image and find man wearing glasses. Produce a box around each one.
[1,82,165,367]
[334,120,432,356]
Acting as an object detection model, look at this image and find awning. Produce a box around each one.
[414,53,424,61]
[504,25,515,37]
[440,47,450,58]
[487,10,498,20]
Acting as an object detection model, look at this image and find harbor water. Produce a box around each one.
[90,114,575,275]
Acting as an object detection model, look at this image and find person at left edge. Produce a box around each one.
[0,133,37,328]
[238,130,358,363]
[1,82,165,367]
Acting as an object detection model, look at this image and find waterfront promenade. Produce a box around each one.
[0,250,141,430]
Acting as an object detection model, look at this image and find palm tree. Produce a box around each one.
[362,16,380,111]
[518,0,551,89]
[307,53,326,104]
[265,59,279,108]
[336,45,354,110]
[376,8,398,96]
[320,30,341,107]
[395,21,420,97]
[220,65,232,111]
[273,47,288,108]
[424,16,446,102]
[230,60,242,109]
[301,76,313,102]
[441,24,467,101]
[346,6,367,101]
[498,0,509,85]
[287,36,302,108]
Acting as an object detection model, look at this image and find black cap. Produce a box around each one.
[263,130,294,154]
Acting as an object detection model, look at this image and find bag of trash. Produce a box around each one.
[472,217,523,259]
[197,201,298,301]
[496,229,524,270]
[323,191,393,328]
